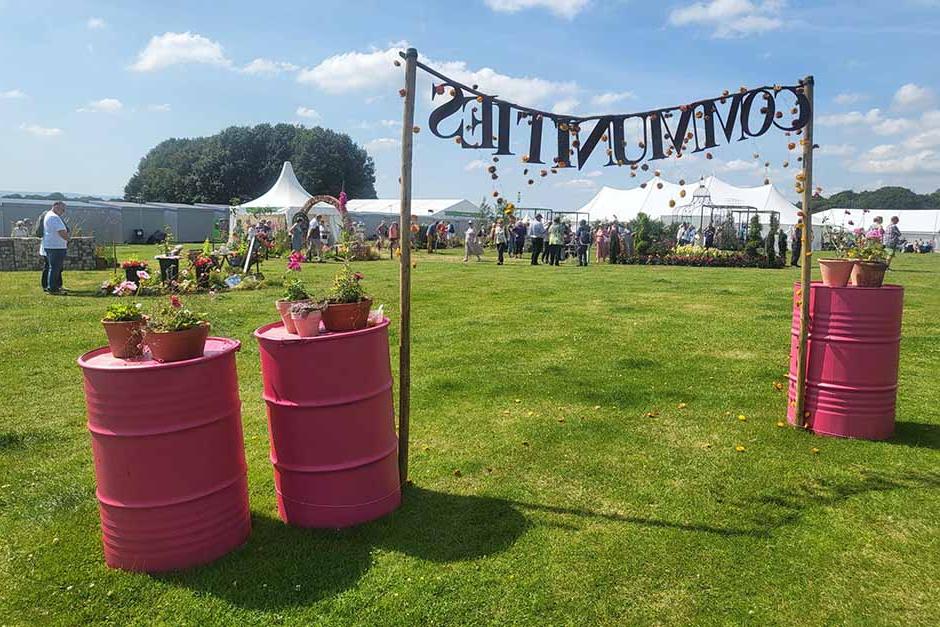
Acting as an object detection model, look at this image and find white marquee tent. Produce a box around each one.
[814,208,939,249]
[233,161,342,241]
[579,176,801,225]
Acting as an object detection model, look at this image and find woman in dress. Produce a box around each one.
[595,224,608,263]
[463,221,482,262]
[288,215,306,254]
[608,222,621,264]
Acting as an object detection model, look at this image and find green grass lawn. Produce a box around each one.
[1,245,938,625]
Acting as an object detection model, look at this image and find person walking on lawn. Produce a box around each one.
[42,201,70,294]
[576,219,592,266]
[548,216,564,266]
[528,214,546,265]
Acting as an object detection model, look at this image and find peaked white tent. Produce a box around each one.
[579,176,800,225]
[233,161,342,241]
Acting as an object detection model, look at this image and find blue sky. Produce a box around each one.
[1,0,939,208]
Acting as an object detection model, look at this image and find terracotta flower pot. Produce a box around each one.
[291,310,322,338]
[818,258,855,287]
[102,319,145,359]
[322,299,372,332]
[851,261,888,288]
[276,299,310,334]
[143,323,210,363]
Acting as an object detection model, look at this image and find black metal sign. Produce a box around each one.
[418,59,810,171]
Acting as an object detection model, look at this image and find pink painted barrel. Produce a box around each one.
[787,282,904,439]
[77,338,251,572]
[254,318,400,528]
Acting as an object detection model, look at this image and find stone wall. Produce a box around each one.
[0,237,97,271]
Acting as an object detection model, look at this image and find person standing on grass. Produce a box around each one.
[790,220,803,267]
[885,216,903,265]
[288,215,306,254]
[376,219,389,249]
[576,219,592,266]
[388,219,400,259]
[513,218,527,259]
[426,220,437,254]
[547,216,564,266]
[464,220,482,262]
[491,218,509,265]
[528,214,546,265]
[307,215,324,262]
[608,220,621,264]
[42,201,70,294]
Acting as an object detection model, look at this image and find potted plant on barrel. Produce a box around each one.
[818,220,855,287]
[847,231,889,287]
[102,302,146,359]
[142,295,210,363]
[121,258,149,283]
[323,266,372,332]
[290,301,325,337]
[276,278,311,333]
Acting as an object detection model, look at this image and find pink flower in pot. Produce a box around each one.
[289,301,324,338]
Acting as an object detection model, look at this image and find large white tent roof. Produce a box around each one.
[338,198,478,217]
[813,208,940,238]
[580,175,800,224]
[240,161,314,210]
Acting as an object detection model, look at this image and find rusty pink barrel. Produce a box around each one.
[254,318,400,528]
[787,282,904,439]
[77,338,251,572]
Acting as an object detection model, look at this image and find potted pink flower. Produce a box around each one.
[290,301,325,337]
[121,259,149,284]
[102,302,146,358]
[142,296,210,362]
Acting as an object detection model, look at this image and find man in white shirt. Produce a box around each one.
[528,214,547,265]
[42,201,70,293]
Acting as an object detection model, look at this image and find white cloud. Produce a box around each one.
[20,123,62,137]
[590,91,635,108]
[77,97,123,113]
[668,0,783,38]
[892,83,933,109]
[130,32,231,72]
[834,92,865,105]
[585,170,604,177]
[817,108,912,135]
[380,119,401,128]
[87,17,106,30]
[240,58,299,76]
[483,0,589,19]
[464,159,487,172]
[0,89,27,99]
[720,158,762,172]
[365,137,399,152]
[903,128,940,150]
[551,98,580,114]
[295,106,320,120]
[817,143,854,157]
[297,44,403,93]
[298,43,578,108]
[554,178,597,189]
[851,148,940,175]
[147,103,171,112]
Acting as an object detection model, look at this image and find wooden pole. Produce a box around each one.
[397,48,417,484]
[794,75,814,429]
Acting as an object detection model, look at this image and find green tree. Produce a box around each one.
[744,214,763,257]
[124,124,377,203]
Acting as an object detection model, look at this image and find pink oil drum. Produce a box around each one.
[787,282,904,440]
[77,338,250,572]
[254,318,400,528]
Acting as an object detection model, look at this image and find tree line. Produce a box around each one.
[122,124,377,205]
[804,186,940,212]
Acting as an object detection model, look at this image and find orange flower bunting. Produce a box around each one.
[398,88,407,98]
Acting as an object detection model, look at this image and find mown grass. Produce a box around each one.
[1,245,938,625]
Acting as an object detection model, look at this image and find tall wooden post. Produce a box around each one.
[794,75,814,428]
[397,48,417,484]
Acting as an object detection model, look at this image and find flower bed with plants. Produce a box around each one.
[622,245,784,269]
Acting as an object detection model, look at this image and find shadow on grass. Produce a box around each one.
[512,468,940,540]
[889,421,940,450]
[159,486,528,610]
